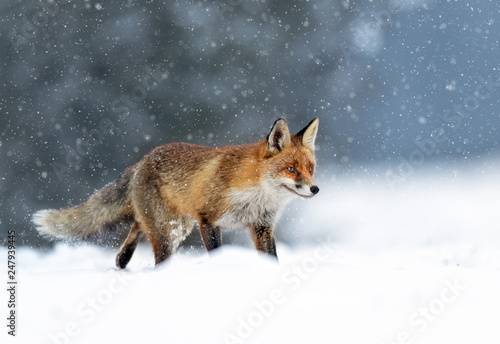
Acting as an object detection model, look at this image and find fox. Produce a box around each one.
[33,117,320,268]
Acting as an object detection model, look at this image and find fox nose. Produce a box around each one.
[310,185,319,195]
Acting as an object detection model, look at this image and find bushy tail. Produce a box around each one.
[33,167,135,240]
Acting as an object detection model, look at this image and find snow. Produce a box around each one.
[3,164,500,344]
[2,0,499,342]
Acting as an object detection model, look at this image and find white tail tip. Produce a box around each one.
[32,209,57,237]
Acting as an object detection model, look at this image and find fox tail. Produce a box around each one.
[33,167,135,241]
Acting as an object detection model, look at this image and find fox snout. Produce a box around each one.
[289,181,319,198]
[302,183,319,197]
[310,185,320,195]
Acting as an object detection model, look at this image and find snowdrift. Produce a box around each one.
[3,165,500,344]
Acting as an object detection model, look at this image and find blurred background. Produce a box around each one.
[0,0,499,249]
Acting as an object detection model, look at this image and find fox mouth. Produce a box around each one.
[281,184,314,198]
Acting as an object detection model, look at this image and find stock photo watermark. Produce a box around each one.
[385,73,500,189]
[111,64,169,121]
[382,277,467,344]
[222,244,335,343]
[6,230,17,337]
[213,0,243,21]
[8,0,89,54]
[48,270,135,344]
[51,118,120,182]
[51,63,168,181]
[8,0,244,54]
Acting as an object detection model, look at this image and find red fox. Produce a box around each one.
[33,118,319,268]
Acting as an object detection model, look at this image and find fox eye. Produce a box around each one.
[287,166,297,174]
[309,166,313,174]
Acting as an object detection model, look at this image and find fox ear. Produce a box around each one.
[296,118,319,151]
[267,118,291,155]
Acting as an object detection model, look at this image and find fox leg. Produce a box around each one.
[148,227,173,265]
[250,226,277,259]
[199,217,222,252]
[133,203,174,266]
[116,221,143,269]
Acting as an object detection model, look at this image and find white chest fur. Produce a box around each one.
[215,179,296,230]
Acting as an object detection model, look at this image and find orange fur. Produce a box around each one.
[33,118,320,267]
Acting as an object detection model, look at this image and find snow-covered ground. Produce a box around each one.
[3,162,500,344]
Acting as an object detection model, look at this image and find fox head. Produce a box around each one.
[265,118,320,198]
